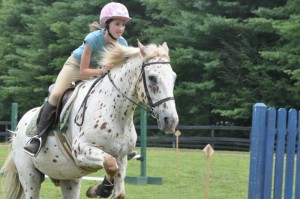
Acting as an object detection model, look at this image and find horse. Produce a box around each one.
[1,41,179,199]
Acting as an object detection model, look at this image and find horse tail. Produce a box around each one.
[1,148,25,199]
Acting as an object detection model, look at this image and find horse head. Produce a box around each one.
[136,40,179,134]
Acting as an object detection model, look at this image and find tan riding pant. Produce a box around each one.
[48,55,89,106]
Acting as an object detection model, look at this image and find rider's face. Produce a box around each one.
[108,18,126,39]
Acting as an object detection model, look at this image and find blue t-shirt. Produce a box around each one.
[72,30,128,67]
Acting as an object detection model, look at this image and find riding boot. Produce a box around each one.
[23,101,56,157]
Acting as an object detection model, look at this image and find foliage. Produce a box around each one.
[142,0,299,125]
[0,0,300,127]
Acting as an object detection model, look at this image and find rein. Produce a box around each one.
[74,75,106,126]
[108,73,149,112]
[109,61,174,118]
[75,61,174,126]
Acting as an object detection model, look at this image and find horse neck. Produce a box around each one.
[67,56,144,133]
[110,56,143,106]
[94,56,143,121]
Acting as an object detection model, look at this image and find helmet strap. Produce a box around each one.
[107,29,117,40]
[105,19,117,41]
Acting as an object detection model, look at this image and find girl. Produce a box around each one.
[24,2,131,157]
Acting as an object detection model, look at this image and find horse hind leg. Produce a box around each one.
[17,168,44,199]
[60,179,82,199]
[1,151,43,199]
[13,150,44,199]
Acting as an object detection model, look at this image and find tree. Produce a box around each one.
[0,0,98,119]
[1,0,299,128]
[141,0,292,125]
[255,0,300,106]
[0,0,145,120]
[0,0,50,118]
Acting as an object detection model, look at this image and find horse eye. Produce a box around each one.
[148,75,157,83]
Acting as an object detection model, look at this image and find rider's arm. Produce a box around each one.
[80,43,109,77]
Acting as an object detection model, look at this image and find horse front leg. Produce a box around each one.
[111,156,128,199]
[60,178,82,199]
[72,142,119,198]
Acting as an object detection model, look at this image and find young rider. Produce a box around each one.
[23,2,131,157]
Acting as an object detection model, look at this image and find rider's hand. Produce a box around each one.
[105,64,114,71]
[101,64,113,75]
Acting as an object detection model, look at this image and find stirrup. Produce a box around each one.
[23,136,43,157]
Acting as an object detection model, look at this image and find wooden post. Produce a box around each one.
[175,130,181,179]
[203,144,214,199]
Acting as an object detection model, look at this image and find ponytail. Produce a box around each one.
[89,21,101,32]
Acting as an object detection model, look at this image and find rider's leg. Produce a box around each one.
[23,101,57,156]
[23,55,81,157]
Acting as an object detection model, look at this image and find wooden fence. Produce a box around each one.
[135,125,251,151]
[0,122,251,151]
[0,121,11,142]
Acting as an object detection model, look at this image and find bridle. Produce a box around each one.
[108,61,174,118]
[75,61,175,126]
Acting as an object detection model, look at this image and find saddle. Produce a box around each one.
[54,80,83,129]
[26,81,84,137]
[25,81,90,186]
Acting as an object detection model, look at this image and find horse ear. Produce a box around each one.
[137,39,146,56]
[162,42,169,54]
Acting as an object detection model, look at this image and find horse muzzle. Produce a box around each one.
[157,113,179,134]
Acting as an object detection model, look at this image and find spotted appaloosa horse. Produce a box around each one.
[1,41,179,199]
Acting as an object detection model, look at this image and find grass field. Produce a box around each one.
[0,143,249,199]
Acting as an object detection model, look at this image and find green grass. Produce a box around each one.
[0,143,250,199]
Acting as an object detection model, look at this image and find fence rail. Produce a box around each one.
[0,122,251,151]
[136,136,250,151]
[135,125,251,151]
[0,121,11,142]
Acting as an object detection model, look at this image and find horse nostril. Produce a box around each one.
[164,117,169,124]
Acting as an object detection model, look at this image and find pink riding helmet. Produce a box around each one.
[100,2,131,26]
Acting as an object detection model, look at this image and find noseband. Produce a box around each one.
[108,61,174,118]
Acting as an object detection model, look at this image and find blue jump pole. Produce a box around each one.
[248,103,267,199]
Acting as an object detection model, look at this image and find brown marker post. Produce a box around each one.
[175,130,181,179]
[203,144,214,199]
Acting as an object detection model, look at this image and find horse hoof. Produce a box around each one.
[86,181,114,198]
[86,184,100,198]
[50,178,60,186]
[127,151,137,160]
